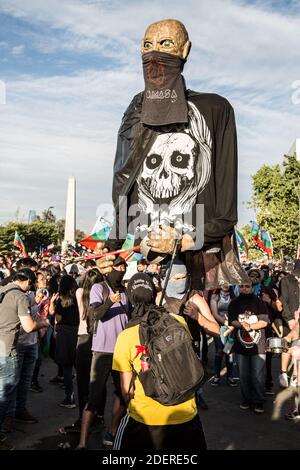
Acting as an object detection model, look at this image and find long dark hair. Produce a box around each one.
[48,273,61,296]
[58,275,78,308]
[81,268,103,320]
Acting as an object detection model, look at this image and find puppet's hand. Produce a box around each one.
[95,249,115,275]
[145,225,180,254]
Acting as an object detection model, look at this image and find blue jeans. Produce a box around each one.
[0,354,20,427]
[237,354,266,405]
[8,343,38,416]
[213,336,234,378]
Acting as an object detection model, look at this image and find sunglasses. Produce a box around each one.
[240,285,252,288]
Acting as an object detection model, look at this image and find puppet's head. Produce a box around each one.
[141,19,191,60]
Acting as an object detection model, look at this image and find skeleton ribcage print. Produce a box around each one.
[137,101,212,229]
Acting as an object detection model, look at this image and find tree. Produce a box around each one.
[75,229,86,243]
[42,208,56,224]
[249,154,300,259]
[0,221,59,254]
[0,208,87,255]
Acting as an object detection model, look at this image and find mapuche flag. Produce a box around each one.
[14,231,27,256]
[121,233,143,262]
[260,228,273,258]
[250,221,265,253]
[250,221,273,258]
[250,220,259,238]
[235,229,249,259]
[79,226,111,251]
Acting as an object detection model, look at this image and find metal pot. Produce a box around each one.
[266,337,288,354]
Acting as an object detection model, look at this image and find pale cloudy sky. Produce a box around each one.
[0,0,299,233]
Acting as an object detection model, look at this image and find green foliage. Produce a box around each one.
[41,208,56,224]
[0,208,87,255]
[249,154,300,259]
[0,221,59,254]
[75,229,86,242]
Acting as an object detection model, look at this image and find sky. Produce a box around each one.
[0,0,299,234]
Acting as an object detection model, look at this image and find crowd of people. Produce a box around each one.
[0,251,300,451]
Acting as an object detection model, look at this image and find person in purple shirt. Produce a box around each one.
[78,256,130,449]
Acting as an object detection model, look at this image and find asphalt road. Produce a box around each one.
[7,347,300,451]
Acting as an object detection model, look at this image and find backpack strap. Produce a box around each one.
[0,287,24,304]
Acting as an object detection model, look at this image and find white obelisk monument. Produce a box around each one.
[62,176,76,253]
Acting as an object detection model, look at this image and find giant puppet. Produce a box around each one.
[99,19,247,289]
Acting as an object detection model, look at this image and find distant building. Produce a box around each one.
[28,210,37,224]
[288,139,300,161]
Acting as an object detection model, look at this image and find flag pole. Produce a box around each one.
[76,245,141,262]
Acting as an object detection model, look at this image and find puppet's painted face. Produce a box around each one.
[141,19,191,59]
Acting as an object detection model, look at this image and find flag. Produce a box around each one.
[235,229,248,259]
[79,226,111,251]
[14,231,27,256]
[250,221,265,254]
[260,229,273,258]
[121,234,143,262]
[250,221,273,258]
[250,220,259,238]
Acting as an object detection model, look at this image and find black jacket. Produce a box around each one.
[109,89,237,248]
[107,89,245,289]
[279,275,300,321]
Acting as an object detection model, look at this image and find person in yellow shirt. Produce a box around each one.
[112,273,207,450]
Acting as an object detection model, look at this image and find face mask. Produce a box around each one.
[166,277,187,300]
[141,51,188,127]
[107,268,125,289]
[220,290,230,298]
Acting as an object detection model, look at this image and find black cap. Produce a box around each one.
[113,256,128,267]
[127,273,155,305]
[18,268,36,285]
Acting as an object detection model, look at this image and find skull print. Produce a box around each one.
[137,101,212,227]
[139,132,195,200]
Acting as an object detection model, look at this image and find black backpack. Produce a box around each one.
[134,307,205,406]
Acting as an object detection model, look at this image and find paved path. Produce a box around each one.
[8,352,300,450]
